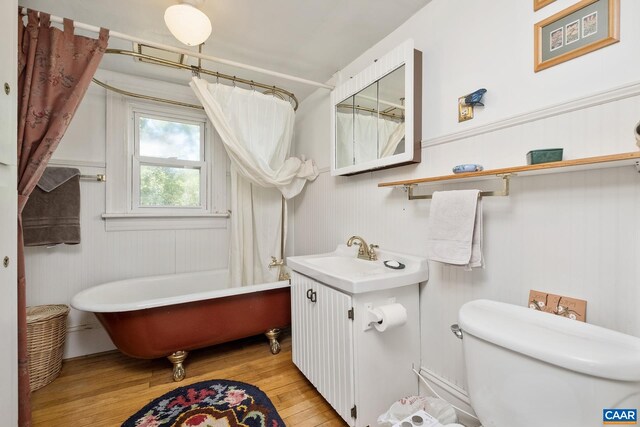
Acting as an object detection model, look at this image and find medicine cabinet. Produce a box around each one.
[331,39,422,176]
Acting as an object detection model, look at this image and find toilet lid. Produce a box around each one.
[459,299,640,381]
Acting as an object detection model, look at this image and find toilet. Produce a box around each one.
[456,299,640,427]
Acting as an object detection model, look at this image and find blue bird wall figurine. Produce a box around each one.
[465,88,487,107]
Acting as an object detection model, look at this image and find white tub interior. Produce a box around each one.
[71,269,289,313]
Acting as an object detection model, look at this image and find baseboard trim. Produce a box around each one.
[422,80,640,148]
[64,322,116,359]
[62,349,120,362]
[67,322,100,333]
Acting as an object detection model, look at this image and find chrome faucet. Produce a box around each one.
[346,235,379,261]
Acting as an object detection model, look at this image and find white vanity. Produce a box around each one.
[287,242,429,427]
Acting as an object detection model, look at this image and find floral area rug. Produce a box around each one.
[122,379,285,427]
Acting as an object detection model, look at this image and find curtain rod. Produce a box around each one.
[20,8,334,91]
[103,48,299,110]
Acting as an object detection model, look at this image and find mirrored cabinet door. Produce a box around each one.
[377,66,405,159]
[336,95,355,169]
[352,82,378,165]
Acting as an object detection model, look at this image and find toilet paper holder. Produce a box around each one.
[363,300,407,332]
[365,304,384,331]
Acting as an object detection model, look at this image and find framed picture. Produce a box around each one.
[534,0,557,11]
[534,0,619,72]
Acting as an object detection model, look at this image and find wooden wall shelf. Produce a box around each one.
[378,152,640,188]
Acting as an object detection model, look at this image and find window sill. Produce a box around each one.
[102,212,229,232]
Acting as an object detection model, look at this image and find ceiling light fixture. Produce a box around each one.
[164,0,212,46]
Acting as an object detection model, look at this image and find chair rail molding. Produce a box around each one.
[423,79,640,148]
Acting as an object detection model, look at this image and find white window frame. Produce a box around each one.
[104,79,228,231]
[131,108,208,214]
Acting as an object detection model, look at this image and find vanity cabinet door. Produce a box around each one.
[291,272,355,426]
[291,272,319,383]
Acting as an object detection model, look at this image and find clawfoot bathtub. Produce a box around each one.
[71,269,291,381]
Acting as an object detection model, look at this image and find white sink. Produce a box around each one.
[287,244,429,294]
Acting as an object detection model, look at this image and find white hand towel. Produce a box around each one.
[427,190,483,268]
[469,197,483,268]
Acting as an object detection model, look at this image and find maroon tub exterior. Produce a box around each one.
[95,286,291,359]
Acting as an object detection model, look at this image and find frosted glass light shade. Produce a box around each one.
[164,3,212,46]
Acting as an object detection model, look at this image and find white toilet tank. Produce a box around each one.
[458,299,640,427]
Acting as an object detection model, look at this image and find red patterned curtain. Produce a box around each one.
[17,10,108,426]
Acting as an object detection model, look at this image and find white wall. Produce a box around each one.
[293,0,640,407]
[24,70,230,358]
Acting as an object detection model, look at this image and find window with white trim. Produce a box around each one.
[104,81,228,231]
[132,110,207,212]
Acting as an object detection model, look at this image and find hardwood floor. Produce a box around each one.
[31,332,348,426]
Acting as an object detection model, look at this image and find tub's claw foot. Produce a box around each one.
[167,351,188,382]
[265,328,281,355]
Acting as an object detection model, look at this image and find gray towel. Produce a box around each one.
[23,167,81,246]
[36,167,80,192]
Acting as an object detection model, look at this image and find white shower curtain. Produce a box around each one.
[190,77,318,286]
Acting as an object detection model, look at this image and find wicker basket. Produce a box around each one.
[26,304,69,391]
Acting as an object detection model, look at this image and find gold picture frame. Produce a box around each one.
[534,0,557,11]
[534,0,619,72]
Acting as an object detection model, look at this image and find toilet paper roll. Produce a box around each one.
[372,303,407,332]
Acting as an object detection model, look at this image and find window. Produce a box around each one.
[132,112,206,212]
[104,81,228,231]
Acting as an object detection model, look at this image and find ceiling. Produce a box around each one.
[20,0,431,102]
